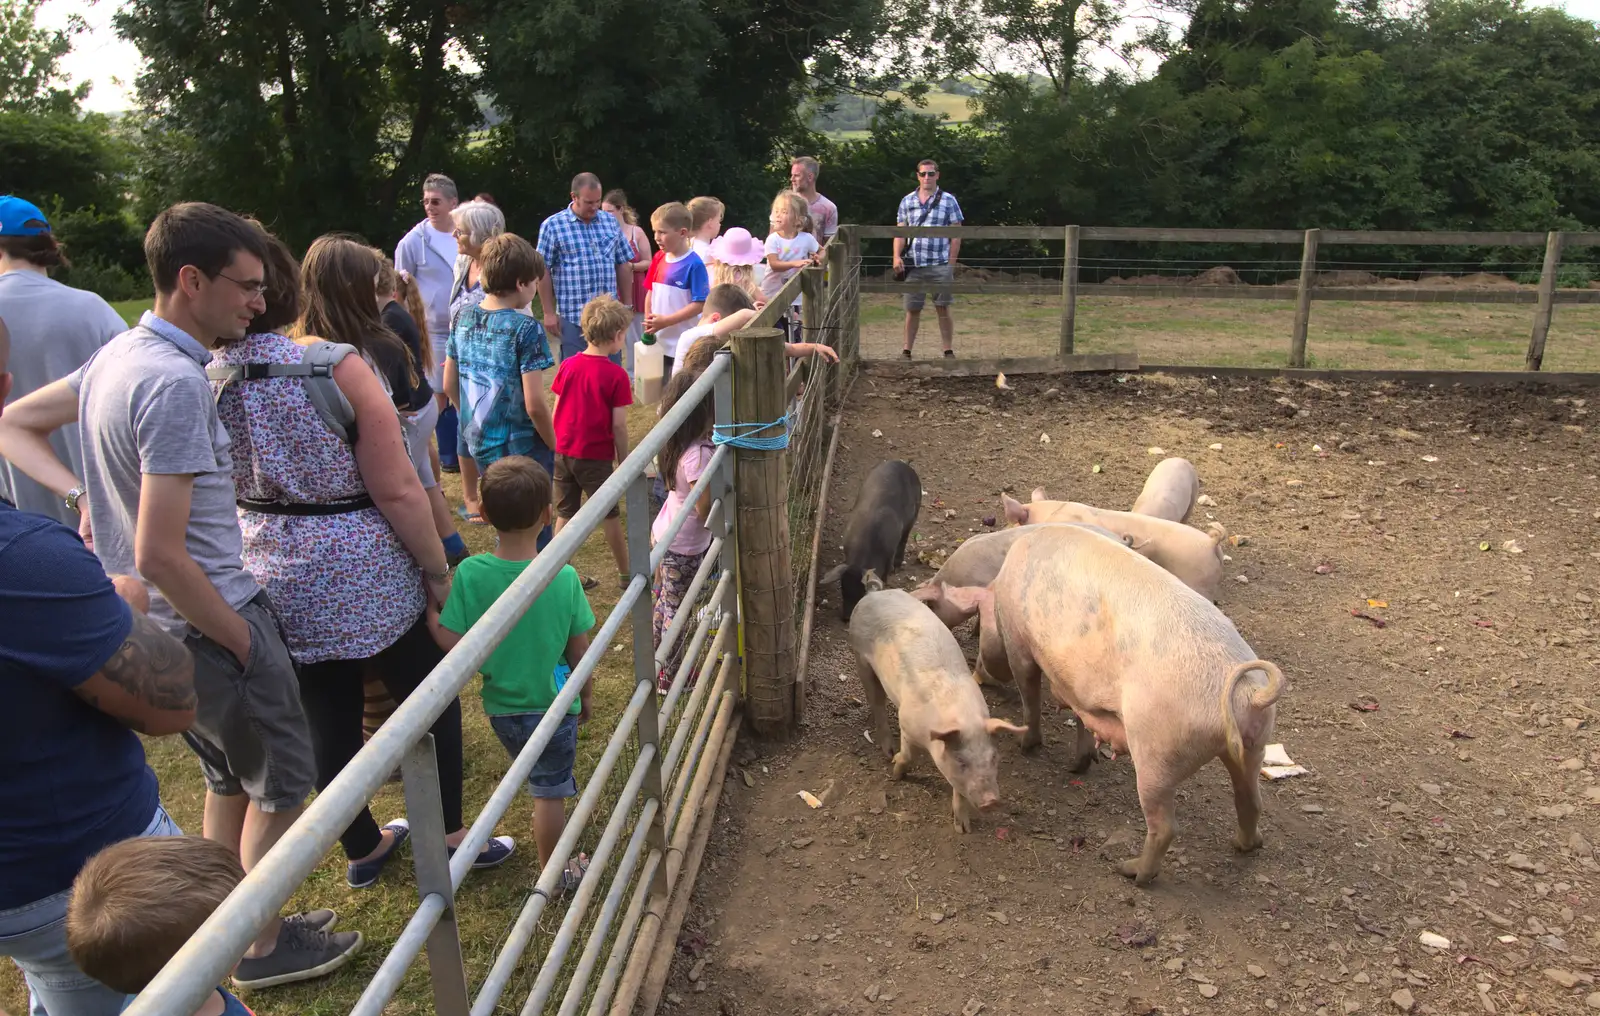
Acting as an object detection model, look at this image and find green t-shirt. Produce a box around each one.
[439,556,595,716]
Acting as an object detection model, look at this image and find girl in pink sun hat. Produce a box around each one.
[706,227,768,309]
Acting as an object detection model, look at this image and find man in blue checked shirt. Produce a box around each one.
[891,159,964,359]
[535,173,637,363]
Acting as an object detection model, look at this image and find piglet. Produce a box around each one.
[848,570,1026,831]
[1002,494,1227,600]
[943,525,1285,885]
[910,523,1131,628]
[1131,457,1200,523]
[820,459,920,620]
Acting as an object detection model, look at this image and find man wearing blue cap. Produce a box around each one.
[0,196,125,525]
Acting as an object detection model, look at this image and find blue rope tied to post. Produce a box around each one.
[712,409,793,451]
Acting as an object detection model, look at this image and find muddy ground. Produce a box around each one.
[663,372,1599,1016]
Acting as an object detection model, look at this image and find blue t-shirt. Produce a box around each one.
[0,502,158,909]
[446,304,555,467]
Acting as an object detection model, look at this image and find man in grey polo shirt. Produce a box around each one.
[0,202,360,989]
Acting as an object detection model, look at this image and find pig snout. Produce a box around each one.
[976,791,1000,811]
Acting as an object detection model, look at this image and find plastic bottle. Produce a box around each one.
[635,331,665,405]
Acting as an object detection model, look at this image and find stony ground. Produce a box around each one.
[658,371,1600,1016]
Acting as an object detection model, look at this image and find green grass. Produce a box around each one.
[0,404,689,1016]
[857,291,1600,371]
[112,297,152,325]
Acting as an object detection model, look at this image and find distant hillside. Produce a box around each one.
[805,87,975,138]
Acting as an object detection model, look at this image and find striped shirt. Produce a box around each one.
[896,189,963,266]
[535,205,637,323]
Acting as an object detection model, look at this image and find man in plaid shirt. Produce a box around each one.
[536,172,636,362]
[891,159,964,358]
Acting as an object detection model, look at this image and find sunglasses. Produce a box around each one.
[918,170,938,177]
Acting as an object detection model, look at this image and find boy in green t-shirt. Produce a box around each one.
[428,455,595,885]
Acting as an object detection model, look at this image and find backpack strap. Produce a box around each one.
[206,340,361,444]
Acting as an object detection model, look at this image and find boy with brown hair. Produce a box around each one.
[549,294,634,588]
[428,456,596,890]
[444,233,558,545]
[642,203,710,376]
[66,835,312,1014]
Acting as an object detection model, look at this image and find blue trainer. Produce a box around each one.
[346,818,410,888]
[449,835,516,870]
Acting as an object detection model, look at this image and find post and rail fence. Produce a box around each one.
[128,244,858,1016]
[846,224,1600,374]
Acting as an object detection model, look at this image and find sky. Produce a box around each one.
[40,0,1600,114]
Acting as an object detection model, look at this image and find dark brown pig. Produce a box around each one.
[943,525,1285,885]
[847,571,1027,832]
[820,459,920,621]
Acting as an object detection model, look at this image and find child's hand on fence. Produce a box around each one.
[813,343,840,363]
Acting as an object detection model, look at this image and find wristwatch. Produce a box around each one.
[64,487,85,514]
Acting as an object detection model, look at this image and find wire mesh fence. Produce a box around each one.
[848,228,1600,371]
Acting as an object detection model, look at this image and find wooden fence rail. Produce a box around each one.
[846,223,1600,371]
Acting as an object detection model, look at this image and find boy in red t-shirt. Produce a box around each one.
[550,295,635,588]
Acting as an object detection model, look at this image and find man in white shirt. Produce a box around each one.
[394,173,462,466]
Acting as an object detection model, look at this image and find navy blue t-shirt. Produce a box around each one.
[0,502,159,909]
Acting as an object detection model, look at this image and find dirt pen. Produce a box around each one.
[657,365,1600,1015]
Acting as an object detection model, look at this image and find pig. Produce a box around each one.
[910,523,1132,628]
[819,459,921,621]
[942,525,1285,885]
[847,570,1027,832]
[1130,457,1200,523]
[1002,494,1227,601]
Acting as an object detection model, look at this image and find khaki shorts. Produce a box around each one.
[182,594,316,812]
[903,263,955,311]
[554,454,620,520]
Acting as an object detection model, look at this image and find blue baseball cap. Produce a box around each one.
[0,196,51,237]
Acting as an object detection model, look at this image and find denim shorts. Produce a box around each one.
[489,711,579,799]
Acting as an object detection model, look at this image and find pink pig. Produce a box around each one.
[1131,457,1200,523]
[847,571,1027,832]
[1002,493,1227,601]
[943,525,1284,885]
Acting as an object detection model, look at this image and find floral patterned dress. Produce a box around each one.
[211,332,425,664]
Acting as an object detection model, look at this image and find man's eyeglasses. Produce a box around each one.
[918,170,939,177]
[215,272,268,297]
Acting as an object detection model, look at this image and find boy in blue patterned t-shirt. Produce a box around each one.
[444,233,558,544]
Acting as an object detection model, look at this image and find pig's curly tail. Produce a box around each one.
[1206,522,1230,553]
[1221,660,1286,768]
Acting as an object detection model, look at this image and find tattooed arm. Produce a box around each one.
[71,610,197,735]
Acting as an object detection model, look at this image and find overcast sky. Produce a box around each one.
[42,0,1600,114]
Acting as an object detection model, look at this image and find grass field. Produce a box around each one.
[0,403,672,1016]
[858,292,1600,371]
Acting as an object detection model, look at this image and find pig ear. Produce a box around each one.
[819,564,847,585]
[985,716,1029,736]
[1031,486,1047,502]
[940,584,991,615]
[909,584,939,603]
[930,727,963,745]
[1001,493,1028,525]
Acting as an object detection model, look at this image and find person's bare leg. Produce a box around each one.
[533,798,567,869]
[239,803,303,957]
[427,484,455,540]
[461,455,481,514]
[553,515,568,536]
[935,305,955,353]
[902,308,922,353]
[602,517,629,577]
[202,790,248,854]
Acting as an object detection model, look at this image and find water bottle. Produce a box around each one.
[635,331,665,406]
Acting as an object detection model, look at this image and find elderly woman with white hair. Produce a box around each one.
[445,199,507,521]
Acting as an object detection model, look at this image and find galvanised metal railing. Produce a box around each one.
[126,351,741,1016]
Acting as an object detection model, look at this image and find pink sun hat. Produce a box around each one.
[708,227,765,266]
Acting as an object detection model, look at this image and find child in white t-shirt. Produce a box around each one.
[643,202,711,374]
[761,191,822,323]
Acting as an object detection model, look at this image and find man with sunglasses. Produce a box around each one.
[395,173,462,469]
[0,202,358,990]
[892,160,964,358]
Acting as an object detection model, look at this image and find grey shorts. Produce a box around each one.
[903,263,954,311]
[404,397,441,489]
[183,594,316,811]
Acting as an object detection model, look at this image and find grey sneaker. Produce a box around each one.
[232,916,363,990]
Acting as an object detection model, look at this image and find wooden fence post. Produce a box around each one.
[842,225,862,366]
[1289,228,1320,368]
[1058,224,1080,359]
[729,327,796,738]
[1525,230,1564,371]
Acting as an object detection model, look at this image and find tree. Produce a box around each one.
[115,0,481,249]
[0,0,88,115]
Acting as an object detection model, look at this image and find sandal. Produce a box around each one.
[560,854,590,895]
[943,349,955,358]
[456,505,488,525]
[901,348,912,359]
[580,574,600,591]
